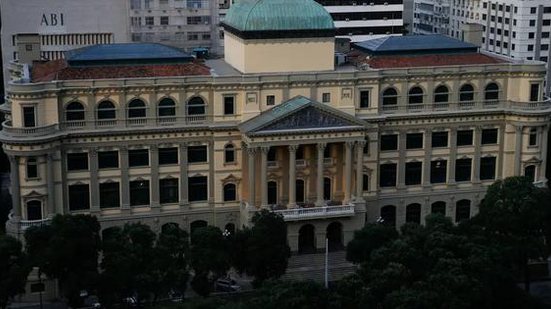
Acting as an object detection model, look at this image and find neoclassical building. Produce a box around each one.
[1,0,550,253]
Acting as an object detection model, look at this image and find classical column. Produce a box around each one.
[473,126,482,183]
[355,141,366,202]
[46,153,55,217]
[540,125,549,180]
[316,143,326,206]
[448,128,457,184]
[9,156,21,219]
[260,146,269,208]
[120,147,130,210]
[247,146,256,207]
[179,143,189,207]
[89,149,100,212]
[422,129,432,187]
[150,145,160,208]
[343,141,353,204]
[288,145,298,208]
[397,131,406,188]
[514,125,523,175]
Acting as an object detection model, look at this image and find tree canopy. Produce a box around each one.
[0,234,30,309]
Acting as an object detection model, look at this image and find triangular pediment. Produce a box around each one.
[239,96,366,136]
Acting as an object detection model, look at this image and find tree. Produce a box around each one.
[190,226,230,296]
[0,234,30,309]
[25,214,101,308]
[346,223,398,263]
[244,280,330,309]
[477,176,551,291]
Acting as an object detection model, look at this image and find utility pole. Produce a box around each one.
[325,238,329,289]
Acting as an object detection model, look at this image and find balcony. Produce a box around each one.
[272,204,355,222]
[7,212,51,231]
[1,121,58,137]
[61,115,213,130]
[296,159,308,167]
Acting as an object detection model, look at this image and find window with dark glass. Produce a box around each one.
[296,146,304,160]
[480,157,496,180]
[431,160,447,183]
[406,133,423,149]
[26,201,42,220]
[380,163,397,187]
[100,182,120,208]
[406,203,421,223]
[69,184,90,210]
[380,134,398,151]
[481,128,498,144]
[524,165,536,182]
[128,149,149,167]
[455,158,472,182]
[130,180,150,206]
[160,178,179,204]
[224,96,235,115]
[484,83,499,102]
[98,151,119,169]
[530,84,540,102]
[188,145,207,163]
[455,200,471,222]
[322,93,331,103]
[266,95,275,106]
[223,183,236,201]
[434,85,449,103]
[405,162,422,185]
[432,131,448,147]
[380,205,396,227]
[127,99,146,118]
[363,174,369,191]
[225,144,235,163]
[67,153,89,171]
[188,176,208,201]
[431,201,446,215]
[459,84,474,102]
[360,90,370,108]
[159,147,178,165]
[382,88,398,105]
[408,87,424,104]
[66,102,85,121]
[529,128,538,146]
[23,106,36,127]
[26,158,38,179]
[97,101,116,120]
[456,130,473,146]
[187,96,206,115]
[158,98,176,117]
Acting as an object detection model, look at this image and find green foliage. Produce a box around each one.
[346,222,398,263]
[25,214,101,308]
[245,280,329,309]
[0,189,11,234]
[0,234,30,309]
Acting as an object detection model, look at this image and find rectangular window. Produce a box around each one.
[98,151,119,169]
[69,184,90,210]
[529,128,538,146]
[380,134,398,151]
[431,131,448,148]
[457,130,473,146]
[128,149,149,167]
[224,96,235,115]
[266,95,275,106]
[406,133,423,149]
[159,147,178,165]
[188,145,207,163]
[481,128,498,144]
[130,180,150,206]
[160,16,169,25]
[480,157,496,180]
[431,160,447,183]
[530,84,540,102]
[26,158,38,179]
[23,106,36,127]
[160,178,179,204]
[100,182,120,208]
[67,153,89,171]
[379,163,397,187]
[360,90,370,108]
[145,17,154,25]
[322,93,331,103]
[189,176,208,201]
[455,158,472,182]
[405,162,422,185]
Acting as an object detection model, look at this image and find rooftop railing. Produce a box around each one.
[271,203,356,221]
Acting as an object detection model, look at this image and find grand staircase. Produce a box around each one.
[282,250,357,282]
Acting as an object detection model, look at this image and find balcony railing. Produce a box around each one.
[378,99,551,115]
[7,212,51,231]
[1,121,58,137]
[267,161,279,168]
[296,159,307,167]
[60,115,213,130]
[323,158,334,166]
[272,204,355,221]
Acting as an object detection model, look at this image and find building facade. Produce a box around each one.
[1,0,550,253]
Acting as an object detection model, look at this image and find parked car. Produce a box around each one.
[215,278,241,292]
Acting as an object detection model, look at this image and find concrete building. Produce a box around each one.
[1,0,550,256]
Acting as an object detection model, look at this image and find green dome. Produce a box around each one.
[223,0,335,32]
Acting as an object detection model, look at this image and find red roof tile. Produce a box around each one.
[31,60,211,82]
[363,53,507,69]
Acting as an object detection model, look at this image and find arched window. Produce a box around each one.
[158,98,176,117]
[524,165,536,182]
[431,201,446,216]
[455,199,471,222]
[223,183,236,201]
[382,88,398,105]
[65,101,85,121]
[97,100,116,120]
[187,96,206,115]
[127,99,146,118]
[434,85,449,103]
[408,87,424,104]
[380,205,396,227]
[484,83,499,102]
[224,144,235,163]
[26,200,42,220]
[406,203,421,224]
[459,84,475,102]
